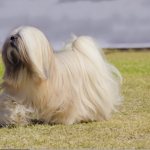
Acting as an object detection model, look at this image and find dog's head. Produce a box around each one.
[2,26,53,87]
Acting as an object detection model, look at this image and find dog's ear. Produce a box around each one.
[31,60,48,80]
[19,27,52,81]
[28,47,51,81]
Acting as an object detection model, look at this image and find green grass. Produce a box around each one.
[0,52,150,149]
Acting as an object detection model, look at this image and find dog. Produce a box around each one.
[0,26,122,126]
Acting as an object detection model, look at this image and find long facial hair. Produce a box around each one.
[2,34,26,86]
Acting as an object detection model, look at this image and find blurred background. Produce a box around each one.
[0,0,150,50]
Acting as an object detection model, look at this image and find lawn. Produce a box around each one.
[0,51,150,149]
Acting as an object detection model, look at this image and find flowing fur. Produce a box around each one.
[0,26,122,126]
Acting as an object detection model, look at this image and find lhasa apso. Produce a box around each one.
[0,26,122,126]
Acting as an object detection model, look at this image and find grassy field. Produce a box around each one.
[0,51,150,149]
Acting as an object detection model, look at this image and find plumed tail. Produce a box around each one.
[73,36,122,82]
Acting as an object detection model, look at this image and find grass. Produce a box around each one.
[0,51,150,149]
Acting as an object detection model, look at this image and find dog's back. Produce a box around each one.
[53,36,122,123]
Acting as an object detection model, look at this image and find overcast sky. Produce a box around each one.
[0,0,150,49]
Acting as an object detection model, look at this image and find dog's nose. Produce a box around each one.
[10,35,18,48]
[10,35,18,41]
[10,36,15,41]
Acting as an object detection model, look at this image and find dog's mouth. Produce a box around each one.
[7,47,20,65]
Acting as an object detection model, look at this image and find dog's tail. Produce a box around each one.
[65,36,122,120]
[74,36,122,80]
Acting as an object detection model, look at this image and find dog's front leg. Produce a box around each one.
[0,93,33,126]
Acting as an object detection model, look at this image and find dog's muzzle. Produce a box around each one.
[7,35,20,65]
[10,35,18,48]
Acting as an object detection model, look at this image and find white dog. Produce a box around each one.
[0,26,122,126]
